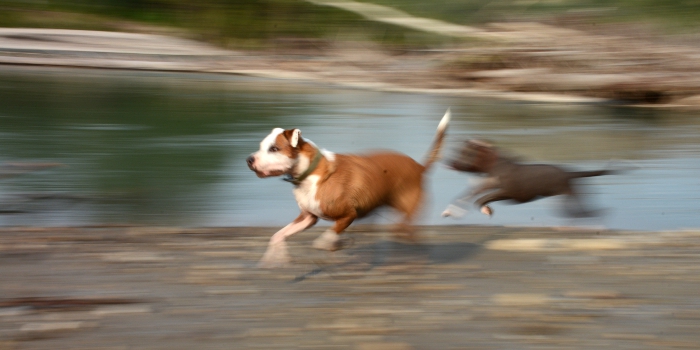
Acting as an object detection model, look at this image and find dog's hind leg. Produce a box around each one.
[390,187,423,242]
[313,214,357,251]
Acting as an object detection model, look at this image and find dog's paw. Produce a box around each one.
[257,244,291,268]
[312,230,341,251]
[442,204,467,219]
[480,205,493,216]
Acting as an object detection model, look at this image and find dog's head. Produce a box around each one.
[447,139,499,173]
[246,128,307,178]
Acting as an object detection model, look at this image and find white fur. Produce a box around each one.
[294,153,310,175]
[258,214,317,268]
[303,138,335,162]
[293,174,325,218]
[290,129,301,148]
[253,128,294,176]
[258,241,290,267]
[320,149,336,162]
[442,204,467,218]
[262,128,283,147]
[438,108,451,132]
[312,229,340,251]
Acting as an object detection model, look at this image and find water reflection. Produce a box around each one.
[0,66,698,230]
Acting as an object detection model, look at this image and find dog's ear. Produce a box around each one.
[286,129,302,148]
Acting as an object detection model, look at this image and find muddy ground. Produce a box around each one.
[1,225,699,349]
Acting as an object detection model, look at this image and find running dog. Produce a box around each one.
[443,139,616,218]
[247,109,450,267]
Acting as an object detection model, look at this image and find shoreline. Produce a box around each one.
[0,47,609,105]
[2,27,700,108]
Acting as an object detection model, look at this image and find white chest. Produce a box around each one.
[293,175,325,218]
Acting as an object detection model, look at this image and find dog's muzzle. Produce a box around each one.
[246,155,255,169]
[246,154,284,178]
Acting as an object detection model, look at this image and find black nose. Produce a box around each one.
[246,156,255,167]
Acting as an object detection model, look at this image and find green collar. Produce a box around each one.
[284,149,322,186]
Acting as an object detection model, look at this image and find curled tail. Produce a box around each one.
[423,108,451,171]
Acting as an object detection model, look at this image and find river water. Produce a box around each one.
[0,66,698,231]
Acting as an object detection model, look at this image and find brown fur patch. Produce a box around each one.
[275,132,297,159]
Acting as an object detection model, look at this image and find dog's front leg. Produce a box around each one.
[467,177,500,200]
[474,189,509,216]
[442,187,472,218]
[442,177,499,218]
[258,212,318,268]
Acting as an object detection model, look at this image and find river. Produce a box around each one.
[0,66,698,230]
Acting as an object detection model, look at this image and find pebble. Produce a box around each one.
[355,342,413,350]
[90,305,153,316]
[1,225,700,349]
[20,321,89,332]
[491,294,550,306]
[486,238,627,252]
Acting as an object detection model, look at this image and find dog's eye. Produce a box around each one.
[268,145,279,152]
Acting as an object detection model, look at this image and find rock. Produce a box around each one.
[90,305,153,316]
[20,321,92,332]
[356,342,413,350]
[486,238,627,252]
[492,294,550,306]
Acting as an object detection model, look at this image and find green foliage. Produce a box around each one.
[0,0,697,50]
[355,0,700,32]
[0,0,449,48]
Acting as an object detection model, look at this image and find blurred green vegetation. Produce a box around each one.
[0,0,697,50]
[357,0,700,33]
[0,0,451,49]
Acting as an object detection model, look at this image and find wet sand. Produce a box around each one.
[1,225,699,349]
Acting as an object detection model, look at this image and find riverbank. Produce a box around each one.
[1,225,699,349]
[3,16,700,107]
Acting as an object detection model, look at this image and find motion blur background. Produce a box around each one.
[3,0,700,45]
[3,2,700,350]
[0,0,699,230]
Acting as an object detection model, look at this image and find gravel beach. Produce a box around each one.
[1,225,699,349]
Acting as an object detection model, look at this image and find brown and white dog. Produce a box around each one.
[247,109,450,268]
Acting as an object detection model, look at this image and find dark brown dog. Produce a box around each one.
[443,139,616,218]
